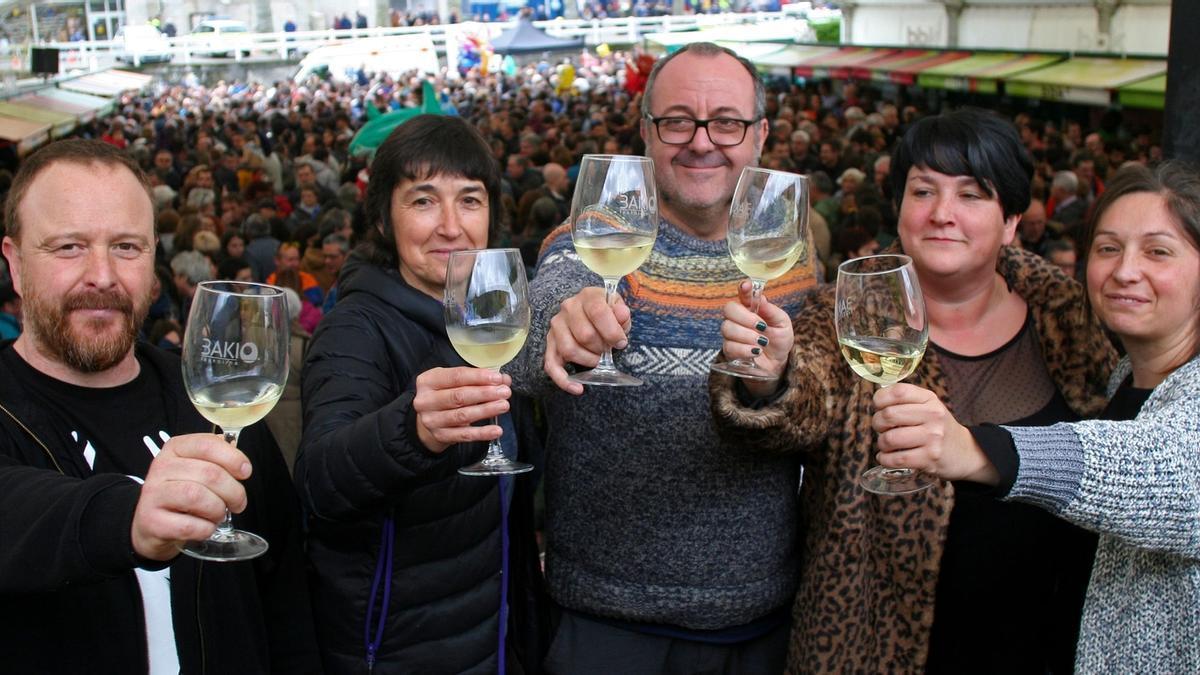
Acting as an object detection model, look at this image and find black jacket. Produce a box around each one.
[0,341,320,675]
[295,255,547,674]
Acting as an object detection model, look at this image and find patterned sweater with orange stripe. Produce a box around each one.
[509,219,818,630]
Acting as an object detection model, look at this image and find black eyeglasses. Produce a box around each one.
[645,115,760,147]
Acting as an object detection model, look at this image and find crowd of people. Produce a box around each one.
[0,37,1195,675]
[388,0,728,26]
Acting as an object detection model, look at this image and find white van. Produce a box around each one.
[292,34,440,83]
[187,18,252,58]
[115,25,173,65]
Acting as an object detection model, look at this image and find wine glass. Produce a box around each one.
[711,167,809,380]
[445,248,534,477]
[569,154,659,386]
[835,254,933,495]
[180,281,289,561]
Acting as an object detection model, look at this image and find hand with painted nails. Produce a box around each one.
[543,286,633,395]
[413,367,514,454]
[719,279,794,396]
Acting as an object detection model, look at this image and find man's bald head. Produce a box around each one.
[543,162,568,194]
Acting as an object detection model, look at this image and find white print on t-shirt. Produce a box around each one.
[143,430,170,458]
[71,429,168,469]
[73,428,180,675]
[70,431,96,470]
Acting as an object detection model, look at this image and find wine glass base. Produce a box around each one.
[459,458,535,477]
[180,529,269,562]
[860,466,936,495]
[569,368,643,387]
[710,359,779,381]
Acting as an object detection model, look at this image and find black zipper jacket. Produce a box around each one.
[295,256,548,674]
[0,341,321,674]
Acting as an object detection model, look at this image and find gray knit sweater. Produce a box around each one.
[508,221,817,629]
[1003,355,1200,671]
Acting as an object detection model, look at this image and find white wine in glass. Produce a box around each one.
[569,154,658,387]
[574,231,655,278]
[711,167,809,380]
[838,336,925,385]
[835,254,933,495]
[445,248,534,477]
[445,325,529,369]
[181,281,290,561]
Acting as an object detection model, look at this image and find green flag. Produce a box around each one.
[349,80,444,157]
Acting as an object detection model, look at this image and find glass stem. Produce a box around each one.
[485,368,505,462]
[596,277,620,372]
[745,279,766,365]
[217,427,242,536]
[873,386,912,477]
[747,278,765,315]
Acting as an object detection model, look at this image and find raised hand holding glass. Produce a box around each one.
[835,254,933,495]
[445,248,534,477]
[569,154,658,387]
[181,281,289,561]
[711,167,809,380]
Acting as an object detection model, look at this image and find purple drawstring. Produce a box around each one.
[365,516,395,672]
[362,475,510,671]
[498,476,511,675]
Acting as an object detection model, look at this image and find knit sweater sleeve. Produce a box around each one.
[1002,359,1200,559]
[506,224,603,397]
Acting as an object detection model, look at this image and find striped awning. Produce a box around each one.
[0,101,77,138]
[0,115,50,155]
[794,47,898,80]
[1118,74,1166,110]
[916,52,1062,94]
[60,68,153,97]
[15,89,109,124]
[864,50,971,85]
[1005,57,1166,106]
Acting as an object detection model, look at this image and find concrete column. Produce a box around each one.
[1164,0,1200,164]
[839,0,856,44]
[1094,0,1117,49]
[942,0,964,48]
[255,0,274,32]
[1095,0,1117,35]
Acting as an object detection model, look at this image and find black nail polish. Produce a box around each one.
[751,347,761,356]
[754,321,767,332]
[756,336,769,347]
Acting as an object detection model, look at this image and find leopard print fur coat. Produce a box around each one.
[710,246,1117,673]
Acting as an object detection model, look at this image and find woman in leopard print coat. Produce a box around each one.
[709,110,1117,673]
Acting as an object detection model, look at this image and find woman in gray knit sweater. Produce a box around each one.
[873,160,1200,671]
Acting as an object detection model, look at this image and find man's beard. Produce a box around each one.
[24,285,148,373]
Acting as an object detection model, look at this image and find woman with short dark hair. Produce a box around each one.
[873,161,1200,671]
[711,108,1117,673]
[295,114,546,674]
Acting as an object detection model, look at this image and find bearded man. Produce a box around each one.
[0,139,319,674]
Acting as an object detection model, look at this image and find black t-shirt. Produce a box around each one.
[955,376,1152,675]
[1,348,171,477]
[928,314,1095,675]
[1,346,183,670]
[1102,375,1153,421]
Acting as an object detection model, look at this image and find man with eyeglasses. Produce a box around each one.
[508,42,817,673]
